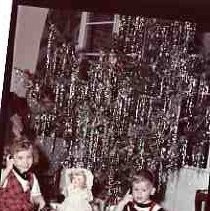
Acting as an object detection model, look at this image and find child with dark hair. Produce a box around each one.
[115,169,165,211]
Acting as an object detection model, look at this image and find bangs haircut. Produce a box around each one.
[132,169,155,186]
[9,138,39,164]
[69,169,87,189]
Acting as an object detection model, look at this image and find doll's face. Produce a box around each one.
[71,173,86,189]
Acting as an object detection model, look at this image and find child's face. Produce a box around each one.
[132,180,155,204]
[13,149,33,173]
[72,174,85,189]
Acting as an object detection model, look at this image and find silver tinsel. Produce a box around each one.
[25,14,210,203]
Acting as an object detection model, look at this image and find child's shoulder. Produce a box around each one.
[152,202,165,211]
[124,201,164,211]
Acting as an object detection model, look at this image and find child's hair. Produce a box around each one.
[9,138,39,164]
[132,169,155,187]
[69,169,87,189]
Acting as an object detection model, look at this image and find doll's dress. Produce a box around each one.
[58,167,94,211]
[59,188,92,211]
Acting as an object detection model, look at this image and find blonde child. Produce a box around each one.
[115,169,164,211]
[0,139,46,211]
[58,167,93,211]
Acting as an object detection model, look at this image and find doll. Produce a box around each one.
[58,167,93,211]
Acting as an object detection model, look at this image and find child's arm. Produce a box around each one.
[0,155,14,187]
[31,174,46,210]
[114,191,133,211]
[32,195,46,211]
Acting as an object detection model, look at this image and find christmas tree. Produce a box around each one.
[23,11,210,203]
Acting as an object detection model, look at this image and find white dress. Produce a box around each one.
[58,188,92,211]
[58,168,94,211]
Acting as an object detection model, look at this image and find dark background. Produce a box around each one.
[14,0,210,30]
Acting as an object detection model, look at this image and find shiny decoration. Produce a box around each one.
[25,14,210,203]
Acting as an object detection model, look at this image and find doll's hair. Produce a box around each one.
[68,169,87,189]
[132,169,155,187]
[60,168,94,197]
[9,138,39,164]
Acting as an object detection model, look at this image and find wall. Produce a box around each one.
[163,166,209,211]
[10,6,48,97]
[0,0,13,106]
